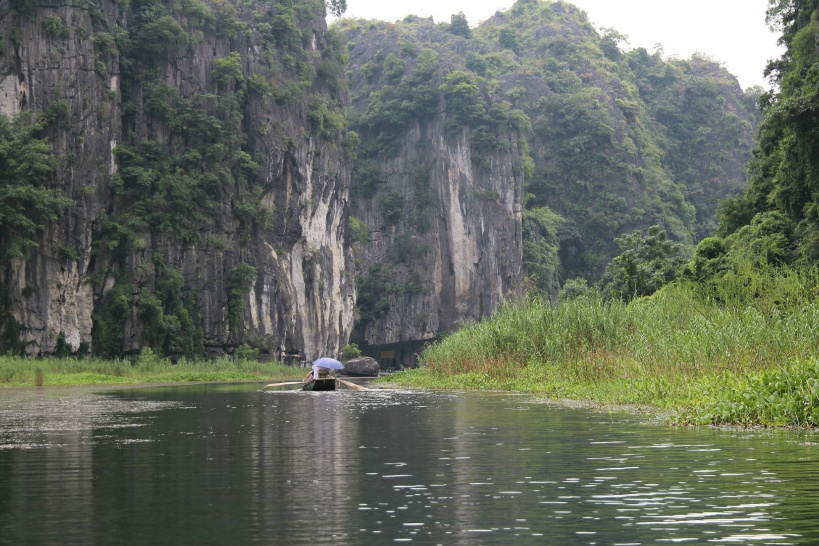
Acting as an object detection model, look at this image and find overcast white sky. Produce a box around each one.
[336,0,783,90]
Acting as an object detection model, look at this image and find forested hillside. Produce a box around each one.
[340,0,759,350]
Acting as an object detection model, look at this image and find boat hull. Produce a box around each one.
[302,378,336,391]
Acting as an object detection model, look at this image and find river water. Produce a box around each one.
[1,383,818,545]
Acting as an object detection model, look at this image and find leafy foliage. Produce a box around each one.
[381,190,404,225]
[498,28,518,52]
[0,282,27,355]
[597,226,687,302]
[352,46,440,154]
[356,262,392,325]
[212,52,244,88]
[341,342,361,360]
[43,16,71,39]
[527,81,694,277]
[348,216,370,243]
[694,0,819,288]
[112,137,220,243]
[558,277,592,302]
[631,50,756,240]
[698,358,819,427]
[9,0,37,16]
[326,0,347,18]
[307,96,346,138]
[0,114,71,263]
[133,15,189,64]
[226,262,257,332]
[92,281,133,359]
[522,205,563,293]
[448,12,471,39]
[439,70,486,130]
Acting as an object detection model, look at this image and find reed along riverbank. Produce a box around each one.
[0,348,302,387]
[380,277,819,428]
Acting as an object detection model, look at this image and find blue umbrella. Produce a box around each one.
[313,357,344,370]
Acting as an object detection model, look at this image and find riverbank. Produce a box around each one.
[377,359,819,427]
[0,349,303,387]
[6,269,818,427]
[377,279,819,428]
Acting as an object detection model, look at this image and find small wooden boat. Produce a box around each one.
[301,377,336,391]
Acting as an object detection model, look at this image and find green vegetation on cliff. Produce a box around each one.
[0,113,72,354]
[0,114,71,264]
[341,0,757,293]
[91,0,349,358]
[707,0,819,266]
[480,1,757,279]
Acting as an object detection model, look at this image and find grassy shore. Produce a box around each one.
[0,348,303,387]
[379,273,819,428]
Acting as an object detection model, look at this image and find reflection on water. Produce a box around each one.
[0,387,182,450]
[1,385,818,545]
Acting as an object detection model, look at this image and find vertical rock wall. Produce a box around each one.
[343,18,525,346]
[0,0,355,360]
[353,121,523,346]
[0,0,121,353]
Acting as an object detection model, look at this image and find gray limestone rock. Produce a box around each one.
[341,357,380,377]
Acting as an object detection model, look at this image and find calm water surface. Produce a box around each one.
[1,383,818,545]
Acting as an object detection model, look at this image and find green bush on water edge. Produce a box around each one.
[0,347,302,387]
[379,277,819,428]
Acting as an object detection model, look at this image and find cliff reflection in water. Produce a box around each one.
[1,385,819,545]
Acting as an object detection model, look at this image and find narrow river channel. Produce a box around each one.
[1,383,818,545]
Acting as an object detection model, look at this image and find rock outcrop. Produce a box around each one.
[340,356,379,376]
[342,0,759,331]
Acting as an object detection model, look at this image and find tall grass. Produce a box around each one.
[387,266,819,427]
[419,284,818,381]
[0,348,303,387]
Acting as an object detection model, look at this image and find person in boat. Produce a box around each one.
[305,363,322,382]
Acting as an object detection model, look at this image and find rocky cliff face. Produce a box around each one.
[0,0,355,359]
[0,0,123,354]
[352,120,523,346]
[342,18,525,346]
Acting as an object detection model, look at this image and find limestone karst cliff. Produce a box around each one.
[341,17,526,351]
[0,0,355,359]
